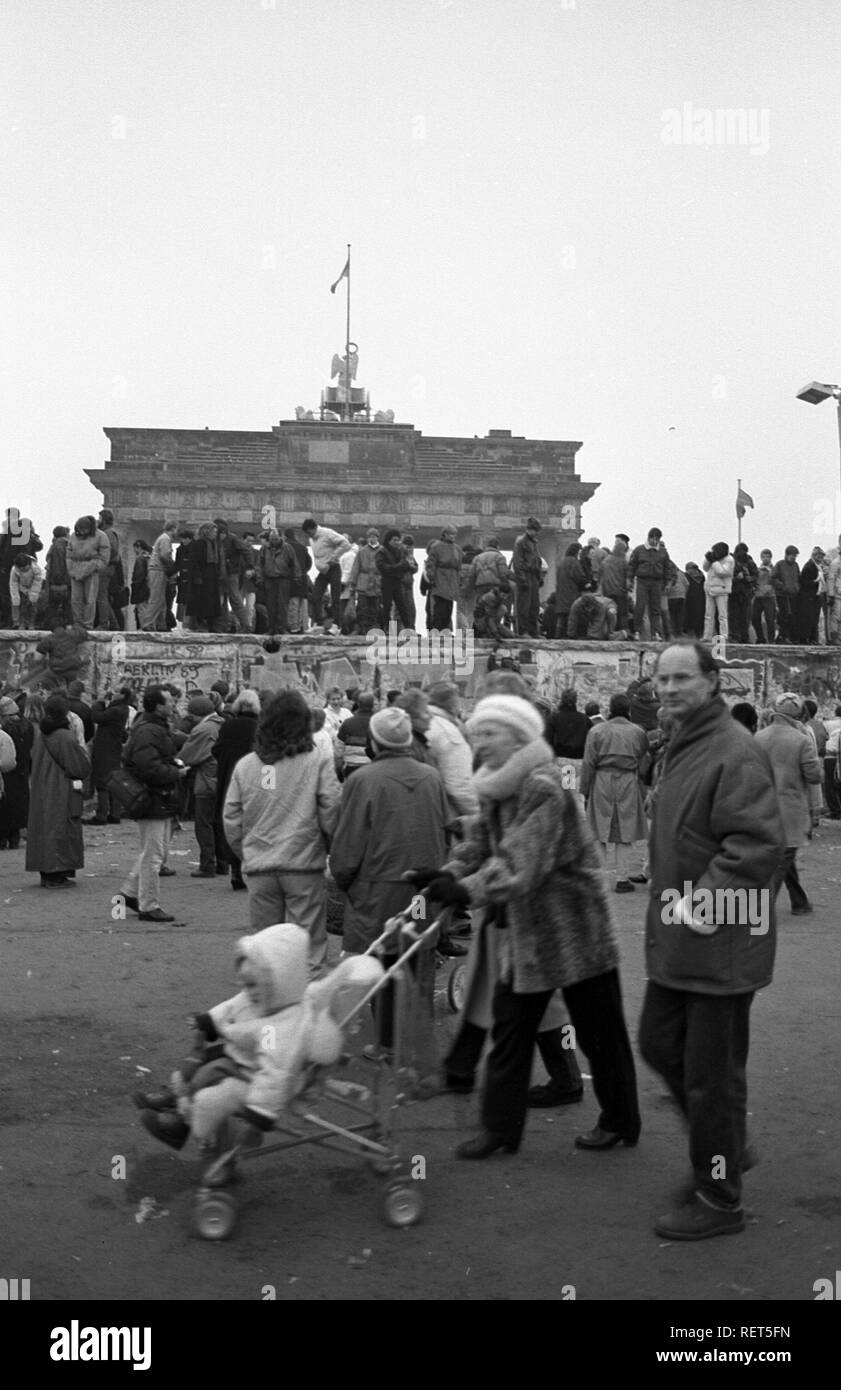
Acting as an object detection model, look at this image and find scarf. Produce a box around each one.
[472,738,553,805]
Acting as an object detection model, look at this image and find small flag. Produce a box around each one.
[330,258,349,294]
[736,487,754,519]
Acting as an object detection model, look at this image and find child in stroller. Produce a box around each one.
[135,922,381,1160]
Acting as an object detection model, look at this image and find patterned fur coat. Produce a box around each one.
[444,739,620,994]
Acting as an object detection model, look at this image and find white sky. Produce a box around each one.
[4,0,841,569]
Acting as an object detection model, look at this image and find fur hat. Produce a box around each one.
[466,695,545,744]
[775,691,803,717]
[369,707,413,749]
[187,695,214,717]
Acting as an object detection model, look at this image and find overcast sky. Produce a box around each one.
[4,0,841,569]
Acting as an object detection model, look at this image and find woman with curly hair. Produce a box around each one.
[222,690,342,975]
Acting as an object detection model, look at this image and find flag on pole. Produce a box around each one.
[736,487,754,519]
[330,258,349,294]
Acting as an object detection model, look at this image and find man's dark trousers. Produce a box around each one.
[312,562,342,625]
[639,981,753,1207]
[516,576,540,636]
[633,579,663,639]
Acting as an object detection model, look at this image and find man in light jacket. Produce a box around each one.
[302,517,351,632]
[180,696,227,877]
[639,641,785,1241]
[755,692,822,915]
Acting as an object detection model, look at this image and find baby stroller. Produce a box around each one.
[193,906,445,1241]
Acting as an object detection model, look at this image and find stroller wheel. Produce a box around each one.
[193,1190,238,1241]
[382,1181,423,1228]
[447,962,467,1013]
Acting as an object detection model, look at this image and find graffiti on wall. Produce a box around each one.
[2,631,841,718]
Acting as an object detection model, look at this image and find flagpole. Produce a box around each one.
[737,477,742,545]
[344,243,351,421]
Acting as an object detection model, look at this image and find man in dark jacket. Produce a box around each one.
[728,543,758,644]
[214,519,252,633]
[639,641,785,1241]
[119,685,188,922]
[511,517,543,637]
[771,546,800,643]
[628,528,670,640]
[546,688,591,758]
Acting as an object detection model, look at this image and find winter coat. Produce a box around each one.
[683,570,706,632]
[426,538,463,600]
[754,716,822,848]
[546,706,591,759]
[193,926,383,1125]
[213,712,258,813]
[628,684,660,733]
[771,559,800,597]
[555,555,587,613]
[9,561,44,615]
[45,537,70,590]
[600,552,629,599]
[731,554,758,596]
[259,537,298,581]
[375,540,411,581]
[179,712,225,797]
[350,544,382,596]
[35,628,84,677]
[25,721,90,873]
[580,717,649,843]
[309,526,351,574]
[628,544,670,584]
[426,706,479,817]
[90,699,129,788]
[131,553,150,605]
[329,751,451,952]
[122,711,183,819]
[66,527,110,580]
[184,538,220,621]
[471,547,512,593]
[223,745,341,873]
[511,532,542,581]
[703,555,734,596]
[646,697,786,995]
[0,714,33,835]
[445,740,621,993]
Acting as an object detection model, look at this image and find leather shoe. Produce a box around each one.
[655,1195,744,1241]
[628,873,649,884]
[138,908,175,922]
[140,1109,189,1150]
[614,880,635,893]
[123,895,140,912]
[159,866,177,877]
[574,1126,638,1150]
[528,1082,584,1108]
[455,1130,521,1159]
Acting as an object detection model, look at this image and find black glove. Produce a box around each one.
[426,873,470,908]
[401,867,442,889]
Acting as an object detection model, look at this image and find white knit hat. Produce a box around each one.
[465,695,545,744]
[369,706,413,749]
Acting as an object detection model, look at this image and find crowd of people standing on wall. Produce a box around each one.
[4,505,841,647]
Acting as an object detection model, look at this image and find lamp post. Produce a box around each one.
[796,381,841,498]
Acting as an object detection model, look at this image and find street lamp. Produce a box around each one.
[796,381,841,495]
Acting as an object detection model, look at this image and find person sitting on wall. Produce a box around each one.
[474,586,514,639]
[567,592,618,641]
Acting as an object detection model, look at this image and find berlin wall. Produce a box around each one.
[3,630,841,717]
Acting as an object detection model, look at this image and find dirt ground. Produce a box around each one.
[1,815,839,1304]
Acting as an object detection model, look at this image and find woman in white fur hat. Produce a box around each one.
[407,694,640,1158]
